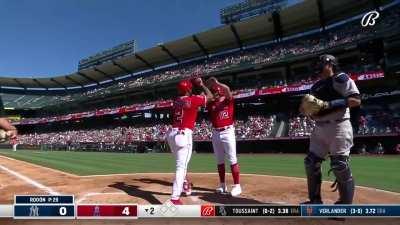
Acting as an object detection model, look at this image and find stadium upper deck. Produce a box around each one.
[0,0,399,110]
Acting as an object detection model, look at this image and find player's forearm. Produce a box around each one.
[315,95,361,117]
[326,94,361,110]
[217,82,233,99]
[0,118,17,131]
[347,96,361,108]
[199,84,214,102]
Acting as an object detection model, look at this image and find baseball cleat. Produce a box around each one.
[170,199,183,205]
[216,183,228,194]
[230,184,242,197]
[182,180,192,196]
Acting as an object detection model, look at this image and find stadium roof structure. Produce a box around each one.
[0,0,387,92]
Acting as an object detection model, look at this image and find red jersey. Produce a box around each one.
[10,137,18,145]
[207,97,234,128]
[172,95,206,130]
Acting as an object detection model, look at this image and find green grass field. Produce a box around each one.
[0,149,399,192]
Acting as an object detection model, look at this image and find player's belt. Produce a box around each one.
[171,127,189,135]
[176,130,185,135]
[214,125,233,132]
[315,118,349,125]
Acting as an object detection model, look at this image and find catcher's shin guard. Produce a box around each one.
[330,155,355,204]
[304,152,324,204]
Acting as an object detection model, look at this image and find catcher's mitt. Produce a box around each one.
[300,94,328,116]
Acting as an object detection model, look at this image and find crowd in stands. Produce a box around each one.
[18,125,170,146]
[287,112,400,137]
[288,116,315,137]
[18,115,277,145]
[17,109,400,145]
[43,5,399,105]
[193,115,276,140]
[15,112,400,155]
[357,113,400,135]
[235,115,276,139]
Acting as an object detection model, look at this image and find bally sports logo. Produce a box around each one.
[201,205,215,217]
[361,10,380,27]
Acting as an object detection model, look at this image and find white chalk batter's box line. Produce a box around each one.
[0,164,60,195]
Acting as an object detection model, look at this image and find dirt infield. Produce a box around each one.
[1,155,399,225]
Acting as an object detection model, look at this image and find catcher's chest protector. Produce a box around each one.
[311,77,342,101]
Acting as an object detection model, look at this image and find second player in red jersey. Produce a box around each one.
[207,92,234,128]
[206,77,241,197]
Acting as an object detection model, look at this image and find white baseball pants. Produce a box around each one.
[166,128,193,200]
[212,126,237,165]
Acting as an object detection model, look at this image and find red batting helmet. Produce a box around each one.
[211,84,224,96]
[177,80,193,95]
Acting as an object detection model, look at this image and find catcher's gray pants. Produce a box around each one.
[306,119,355,204]
[310,119,353,158]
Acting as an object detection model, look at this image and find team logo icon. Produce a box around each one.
[93,205,100,216]
[201,205,215,217]
[361,10,380,27]
[29,205,40,217]
[218,206,227,216]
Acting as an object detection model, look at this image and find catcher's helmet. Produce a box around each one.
[211,84,224,96]
[319,54,338,65]
[177,80,193,95]
[315,54,338,73]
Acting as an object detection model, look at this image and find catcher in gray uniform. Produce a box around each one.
[300,54,361,204]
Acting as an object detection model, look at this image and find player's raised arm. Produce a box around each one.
[193,77,213,102]
[206,77,233,100]
[0,97,17,139]
[0,118,18,139]
[217,82,233,100]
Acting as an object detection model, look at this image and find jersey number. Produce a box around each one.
[174,109,184,123]
[219,111,229,120]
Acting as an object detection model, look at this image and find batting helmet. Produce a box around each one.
[211,84,224,96]
[177,80,193,95]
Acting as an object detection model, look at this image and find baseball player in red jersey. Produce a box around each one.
[206,77,241,196]
[166,78,213,205]
[10,137,18,151]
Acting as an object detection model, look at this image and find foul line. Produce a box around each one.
[0,165,59,195]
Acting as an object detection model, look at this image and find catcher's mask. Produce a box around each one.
[315,54,338,75]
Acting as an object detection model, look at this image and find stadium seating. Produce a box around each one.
[17,115,277,145]
[4,4,398,109]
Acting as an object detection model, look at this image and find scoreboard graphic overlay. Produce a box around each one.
[0,195,400,219]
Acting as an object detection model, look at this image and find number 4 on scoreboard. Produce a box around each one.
[122,207,130,216]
